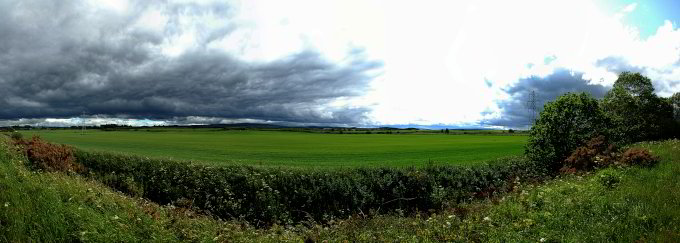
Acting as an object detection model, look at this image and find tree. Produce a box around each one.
[601,72,675,144]
[671,92,680,121]
[526,92,610,171]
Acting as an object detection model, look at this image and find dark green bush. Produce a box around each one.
[75,151,547,226]
[526,93,610,172]
[10,132,22,141]
[597,170,621,189]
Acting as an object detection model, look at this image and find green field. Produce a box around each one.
[19,129,526,167]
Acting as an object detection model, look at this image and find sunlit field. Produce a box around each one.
[20,129,526,167]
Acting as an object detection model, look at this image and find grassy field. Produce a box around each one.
[3,133,679,242]
[19,129,526,167]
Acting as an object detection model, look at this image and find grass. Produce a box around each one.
[20,129,526,167]
[0,135,220,242]
[1,132,680,241]
[304,139,680,241]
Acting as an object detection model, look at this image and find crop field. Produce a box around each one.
[19,129,526,167]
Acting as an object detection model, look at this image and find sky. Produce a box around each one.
[1,0,679,128]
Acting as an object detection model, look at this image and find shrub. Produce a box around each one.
[619,148,658,167]
[526,93,610,172]
[597,170,621,189]
[13,136,82,173]
[98,173,144,197]
[10,132,22,141]
[74,151,548,226]
[562,136,618,172]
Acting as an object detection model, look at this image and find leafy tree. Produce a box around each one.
[526,92,609,171]
[601,72,675,144]
[671,92,680,121]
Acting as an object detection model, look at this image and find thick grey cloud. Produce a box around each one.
[483,69,609,128]
[595,56,646,74]
[0,0,382,125]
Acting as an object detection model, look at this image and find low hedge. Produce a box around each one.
[75,151,548,226]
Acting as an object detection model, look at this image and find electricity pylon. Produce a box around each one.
[526,90,538,127]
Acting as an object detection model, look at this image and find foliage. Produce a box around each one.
[672,92,680,121]
[619,147,659,167]
[9,132,22,141]
[74,150,548,226]
[601,72,676,144]
[562,135,618,172]
[526,92,610,171]
[13,136,83,173]
[597,169,622,189]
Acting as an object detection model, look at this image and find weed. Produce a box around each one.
[13,136,83,173]
[619,148,659,167]
[562,135,618,172]
[597,170,621,189]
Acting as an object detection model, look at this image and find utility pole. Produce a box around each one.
[526,90,538,127]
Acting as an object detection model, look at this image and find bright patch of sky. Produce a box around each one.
[198,0,680,126]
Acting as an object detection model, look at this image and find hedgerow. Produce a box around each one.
[74,150,548,226]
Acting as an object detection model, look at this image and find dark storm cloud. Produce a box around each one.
[0,0,381,125]
[483,69,609,128]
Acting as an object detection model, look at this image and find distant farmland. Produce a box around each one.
[20,129,526,167]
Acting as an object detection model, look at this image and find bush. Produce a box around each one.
[74,151,548,226]
[10,132,22,141]
[597,170,622,189]
[562,136,618,172]
[13,136,82,173]
[619,148,658,167]
[526,93,610,171]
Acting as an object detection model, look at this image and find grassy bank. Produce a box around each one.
[20,129,526,167]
